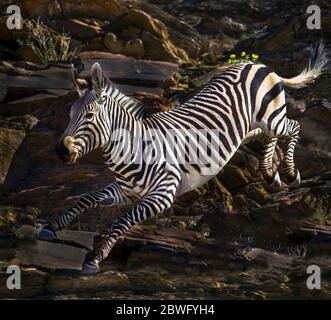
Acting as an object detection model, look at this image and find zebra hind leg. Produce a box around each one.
[259,136,281,191]
[280,119,301,187]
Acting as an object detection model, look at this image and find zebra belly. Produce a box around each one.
[178,168,220,196]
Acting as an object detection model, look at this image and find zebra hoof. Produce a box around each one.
[269,171,282,191]
[81,261,100,274]
[37,227,57,241]
[288,170,301,188]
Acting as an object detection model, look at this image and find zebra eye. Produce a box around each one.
[86,112,95,120]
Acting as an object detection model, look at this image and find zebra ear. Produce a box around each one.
[91,62,104,97]
[71,64,88,97]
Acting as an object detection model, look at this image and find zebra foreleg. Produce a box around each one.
[38,182,133,241]
[82,173,181,274]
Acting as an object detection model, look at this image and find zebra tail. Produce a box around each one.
[280,42,329,89]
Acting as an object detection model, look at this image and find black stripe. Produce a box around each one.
[268,104,286,131]
[250,66,271,113]
[257,81,284,122]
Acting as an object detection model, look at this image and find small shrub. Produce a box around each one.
[226,51,261,64]
[17,19,77,64]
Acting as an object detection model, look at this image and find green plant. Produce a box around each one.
[313,194,330,222]
[226,51,261,64]
[287,244,309,258]
[17,19,77,64]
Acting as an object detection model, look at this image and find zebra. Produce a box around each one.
[38,43,328,273]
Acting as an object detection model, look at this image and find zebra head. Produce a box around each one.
[56,63,110,164]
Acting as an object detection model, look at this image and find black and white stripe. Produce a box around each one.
[41,43,328,271]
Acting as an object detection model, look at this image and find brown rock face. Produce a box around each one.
[17,46,42,64]
[17,0,125,20]
[0,116,38,191]
[10,0,195,63]
[141,31,189,63]
[48,19,102,40]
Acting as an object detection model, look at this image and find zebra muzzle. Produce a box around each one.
[56,136,79,164]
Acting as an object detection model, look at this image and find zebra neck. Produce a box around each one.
[110,87,146,121]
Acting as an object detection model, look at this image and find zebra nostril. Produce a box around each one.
[56,140,70,161]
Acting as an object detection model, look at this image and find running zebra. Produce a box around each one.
[38,43,328,273]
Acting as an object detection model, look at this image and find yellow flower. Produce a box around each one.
[252,53,259,59]
[241,51,246,57]
[227,59,233,64]
[229,54,236,59]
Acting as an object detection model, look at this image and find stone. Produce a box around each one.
[0,120,30,189]
[0,86,6,103]
[240,247,294,270]
[15,240,88,271]
[16,226,96,250]
[219,165,250,190]
[78,51,179,87]
[103,32,123,54]
[48,19,102,40]
[133,1,205,58]
[18,0,125,20]
[219,16,247,36]
[111,8,169,40]
[46,270,130,294]
[141,31,189,63]
[122,39,145,59]
[0,268,47,299]
[17,46,43,64]
[0,206,39,236]
[84,37,105,51]
[107,7,191,62]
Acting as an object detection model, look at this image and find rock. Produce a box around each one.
[219,165,251,190]
[240,247,294,270]
[108,7,191,62]
[103,32,123,54]
[48,19,102,40]
[243,183,271,205]
[305,99,331,126]
[16,226,96,250]
[0,206,39,235]
[219,16,247,36]
[15,240,88,271]
[141,31,189,63]
[0,117,35,190]
[0,86,6,103]
[84,37,105,51]
[17,46,42,64]
[122,39,145,59]
[46,270,131,295]
[18,0,125,20]
[0,63,73,101]
[111,8,169,40]
[0,268,47,299]
[286,96,306,118]
[0,93,70,117]
[79,51,179,88]
[132,1,205,58]
[104,34,146,59]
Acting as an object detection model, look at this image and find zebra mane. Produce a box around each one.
[109,84,146,120]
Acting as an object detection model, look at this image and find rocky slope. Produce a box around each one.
[0,0,330,299]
